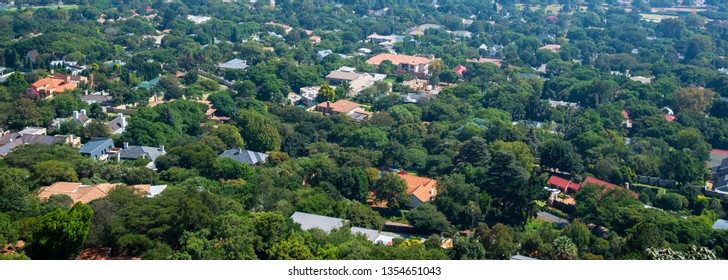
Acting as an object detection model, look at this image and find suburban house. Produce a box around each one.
[117,142,166,170]
[453,65,467,78]
[107,113,127,135]
[324,67,386,96]
[290,212,396,245]
[466,57,503,67]
[366,53,432,77]
[366,33,402,46]
[72,109,91,126]
[540,44,562,53]
[299,86,320,107]
[218,58,249,71]
[712,158,728,194]
[317,50,333,60]
[30,73,92,98]
[0,127,80,157]
[314,100,373,121]
[80,92,115,107]
[581,176,638,198]
[38,182,167,204]
[80,138,115,160]
[713,219,728,230]
[547,99,579,109]
[187,15,212,24]
[547,175,581,194]
[218,148,269,165]
[621,110,633,128]
[397,173,438,208]
[309,35,321,44]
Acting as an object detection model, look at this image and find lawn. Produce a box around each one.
[639,13,679,22]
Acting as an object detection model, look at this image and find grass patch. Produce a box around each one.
[7,5,79,11]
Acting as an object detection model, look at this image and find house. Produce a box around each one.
[117,142,166,169]
[467,57,503,67]
[299,86,320,107]
[218,58,249,71]
[72,109,91,126]
[453,65,467,77]
[38,182,166,204]
[621,110,633,128]
[547,99,579,109]
[713,219,728,230]
[314,100,373,121]
[479,44,503,57]
[0,127,79,157]
[265,22,293,34]
[630,76,652,84]
[309,36,321,44]
[397,173,437,208]
[136,76,160,90]
[511,255,537,260]
[325,67,386,96]
[712,158,728,193]
[462,18,474,25]
[218,148,269,165]
[540,44,562,53]
[407,23,441,36]
[366,53,432,77]
[366,33,402,47]
[547,175,581,194]
[450,30,472,38]
[26,50,39,63]
[186,15,212,24]
[537,211,570,227]
[107,113,127,135]
[537,33,556,41]
[80,92,115,107]
[290,212,349,233]
[582,176,638,198]
[30,73,92,98]
[287,92,302,105]
[290,212,395,245]
[317,50,333,60]
[80,138,115,160]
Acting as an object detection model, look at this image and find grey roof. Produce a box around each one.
[218,149,268,165]
[119,145,166,161]
[136,77,160,90]
[290,212,348,233]
[219,58,249,70]
[326,70,366,81]
[511,254,537,260]
[537,211,570,227]
[318,50,333,58]
[713,219,728,230]
[148,185,168,198]
[350,226,381,242]
[0,139,23,156]
[80,138,114,154]
[108,115,125,134]
[80,95,115,106]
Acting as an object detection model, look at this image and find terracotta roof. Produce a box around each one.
[316,100,363,114]
[466,58,502,67]
[664,114,676,122]
[398,173,437,203]
[621,110,630,120]
[547,175,581,192]
[453,65,467,75]
[366,53,432,66]
[38,182,154,204]
[712,149,728,156]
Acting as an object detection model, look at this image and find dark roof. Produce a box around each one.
[218,149,268,165]
[119,145,165,161]
[80,138,114,154]
[107,115,125,133]
[537,211,570,227]
[718,157,728,173]
[80,95,115,106]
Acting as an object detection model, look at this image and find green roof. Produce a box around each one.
[136,77,161,90]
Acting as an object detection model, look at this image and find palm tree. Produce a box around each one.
[553,236,578,260]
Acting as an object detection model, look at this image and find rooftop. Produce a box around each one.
[366,53,432,66]
[397,173,437,203]
[290,212,348,233]
[219,148,269,165]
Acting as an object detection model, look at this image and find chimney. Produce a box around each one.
[80,109,87,116]
[50,69,54,75]
[118,113,126,128]
[625,182,630,190]
[73,111,79,120]
[160,145,165,153]
[238,148,243,154]
[326,101,331,114]
[116,152,121,162]
[123,142,129,149]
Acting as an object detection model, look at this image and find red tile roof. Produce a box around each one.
[398,173,437,203]
[664,114,676,122]
[453,65,467,75]
[547,175,581,192]
[582,176,639,198]
[621,110,630,120]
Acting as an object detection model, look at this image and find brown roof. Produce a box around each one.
[366,53,432,66]
[539,44,561,53]
[316,100,363,114]
[397,173,437,203]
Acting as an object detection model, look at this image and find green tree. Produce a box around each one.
[372,172,409,210]
[210,124,245,149]
[235,109,282,152]
[406,203,452,232]
[553,236,578,260]
[539,139,583,174]
[26,203,94,260]
[31,160,78,186]
[673,86,714,114]
[317,83,336,102]
[213,157,255,180]
[81,119,111,141]
[562,220,591,249]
